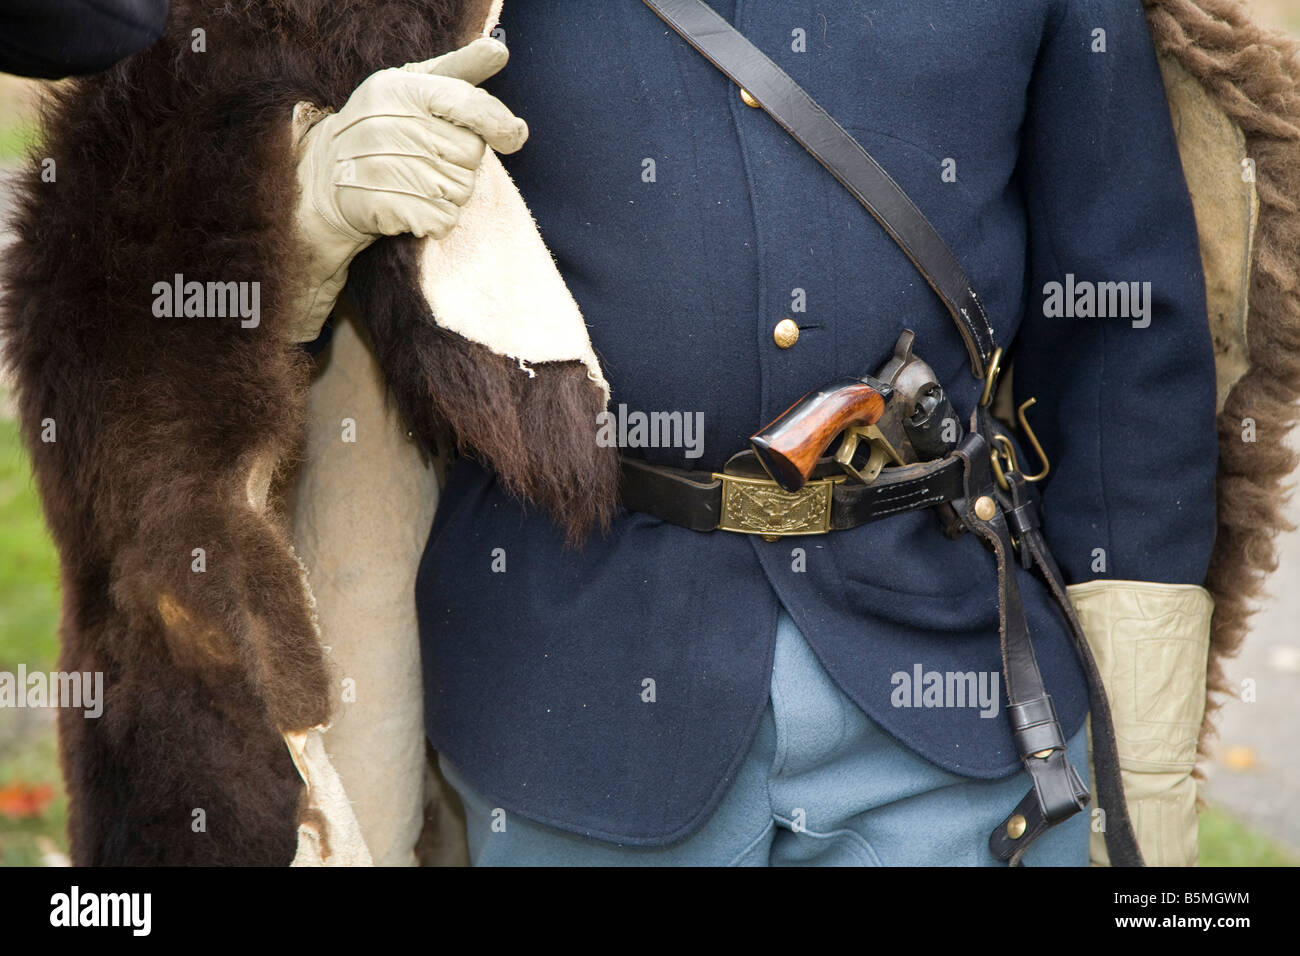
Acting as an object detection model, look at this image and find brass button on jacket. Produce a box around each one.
[773,318,800,349]
[740,87,761,108]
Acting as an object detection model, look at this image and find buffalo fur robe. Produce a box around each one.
[2,0,1299,866]
[2,0,616,865]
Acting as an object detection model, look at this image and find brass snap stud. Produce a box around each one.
[740,87,761,108]
[974,495,996,521]
[773,318,800,349]
[1007,814,1027,840]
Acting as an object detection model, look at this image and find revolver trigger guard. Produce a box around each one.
[836,424,904,485]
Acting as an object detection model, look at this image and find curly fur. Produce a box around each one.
[1142,0,1300,764]
[1,0,613,865]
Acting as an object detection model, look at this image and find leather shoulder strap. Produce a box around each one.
[643,0,997,379]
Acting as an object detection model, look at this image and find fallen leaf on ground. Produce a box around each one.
[0,780,55,818]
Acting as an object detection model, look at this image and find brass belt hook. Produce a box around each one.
[978,348,1003,408]
[991,397,1051,490]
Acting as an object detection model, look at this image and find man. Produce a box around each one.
[12,0,1287,866]
[391,1,1216,865]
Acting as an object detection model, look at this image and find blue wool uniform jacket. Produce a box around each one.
[417,0,1218,845]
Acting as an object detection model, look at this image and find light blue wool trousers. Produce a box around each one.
[439,608,1090,866]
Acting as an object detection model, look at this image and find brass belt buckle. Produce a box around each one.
[713,472,843,537]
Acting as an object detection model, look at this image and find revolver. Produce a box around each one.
[750,330,963,492]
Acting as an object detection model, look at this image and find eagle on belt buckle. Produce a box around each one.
[713,472,844,536]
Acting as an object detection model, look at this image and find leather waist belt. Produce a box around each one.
[620,453,965,536]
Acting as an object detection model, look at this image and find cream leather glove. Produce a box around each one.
[1067,579,1214,866]
[289,36,528,342]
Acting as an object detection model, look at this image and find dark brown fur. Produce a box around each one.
[1,0,613,865]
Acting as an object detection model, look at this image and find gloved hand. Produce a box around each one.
[288,36,528,342]
[1067,579,1214,866]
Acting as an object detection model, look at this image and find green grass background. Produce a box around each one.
[0,403,68,866]
[0,120,35,162]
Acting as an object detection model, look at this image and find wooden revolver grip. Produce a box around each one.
[750,377,891,492]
